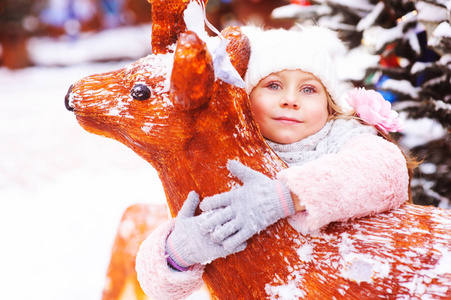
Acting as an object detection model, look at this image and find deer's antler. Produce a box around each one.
[150,0,208,54]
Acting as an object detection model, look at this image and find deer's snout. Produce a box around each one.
[65,84,74,112]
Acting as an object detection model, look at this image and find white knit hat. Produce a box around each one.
[241,25,347,101]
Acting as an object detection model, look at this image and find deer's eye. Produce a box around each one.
[131,84,151,101]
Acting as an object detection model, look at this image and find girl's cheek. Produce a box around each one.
[307,102,328,120]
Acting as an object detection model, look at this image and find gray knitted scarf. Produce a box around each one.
[266,119,377,167]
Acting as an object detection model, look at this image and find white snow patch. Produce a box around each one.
[335,46,379,81]
[434,22,451,38]
[271,4,332,20]
[416,1,449,23]
[28,25,152,66]
[419,162,437,174]
[265,278,307,300]
[338,233,390,284]
[411,61,433,74]
[322,0,374,11]
[363,25,403,53]
[399,116,447,148]
[380,79,419,98]
[439,54,451,65]
[400,275,427,296]
[424,74,448,88]
[433,99,451,111]
[357,1,385,31]
[341,254,391,284]
[296,243,314,262]
[344,259,374,283]
[119,219,136,240]
[435,248,451,275]
[318,14,356,31]
[141,123,154,133]
[265,269,307,300]
[429,22,451,47]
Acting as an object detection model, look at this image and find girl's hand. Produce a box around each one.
[199,160,296,252]
[166,192,246,271]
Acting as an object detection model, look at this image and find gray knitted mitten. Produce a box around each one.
[166,191,246,270]
[200,160,295,251]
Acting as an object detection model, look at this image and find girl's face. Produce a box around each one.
[250,70,329,144]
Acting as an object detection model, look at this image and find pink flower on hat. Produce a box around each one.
[345,87,403,134]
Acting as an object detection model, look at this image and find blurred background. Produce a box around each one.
[1,0,450,299]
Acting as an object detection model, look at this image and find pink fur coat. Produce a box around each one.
[135,133,409,299]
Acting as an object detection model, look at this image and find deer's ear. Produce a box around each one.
[221,26,251,79]
[170,31,214,110]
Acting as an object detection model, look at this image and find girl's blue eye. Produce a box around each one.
[301,86,316,94]
[267,82,281,90]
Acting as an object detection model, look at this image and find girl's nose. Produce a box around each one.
[280,92,300,109]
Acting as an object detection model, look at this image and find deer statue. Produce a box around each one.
[65,0,451,299]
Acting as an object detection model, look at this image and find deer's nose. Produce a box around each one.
[65,84,74,112]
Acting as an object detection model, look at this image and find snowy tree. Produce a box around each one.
[272,0,451,208]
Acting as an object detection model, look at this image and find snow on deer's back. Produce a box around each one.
[65,0,451,299]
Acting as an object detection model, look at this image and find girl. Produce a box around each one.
[136,25,413,299]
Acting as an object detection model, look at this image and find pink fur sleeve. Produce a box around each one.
[278,134,409,234]
[135,219,205,300]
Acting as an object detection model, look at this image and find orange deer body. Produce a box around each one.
[102,204,167,300]
[66,0,451,298]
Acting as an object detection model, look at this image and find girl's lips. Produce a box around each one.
[273,117,302,124]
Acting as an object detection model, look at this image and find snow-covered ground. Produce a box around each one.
[0,62,167,299]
